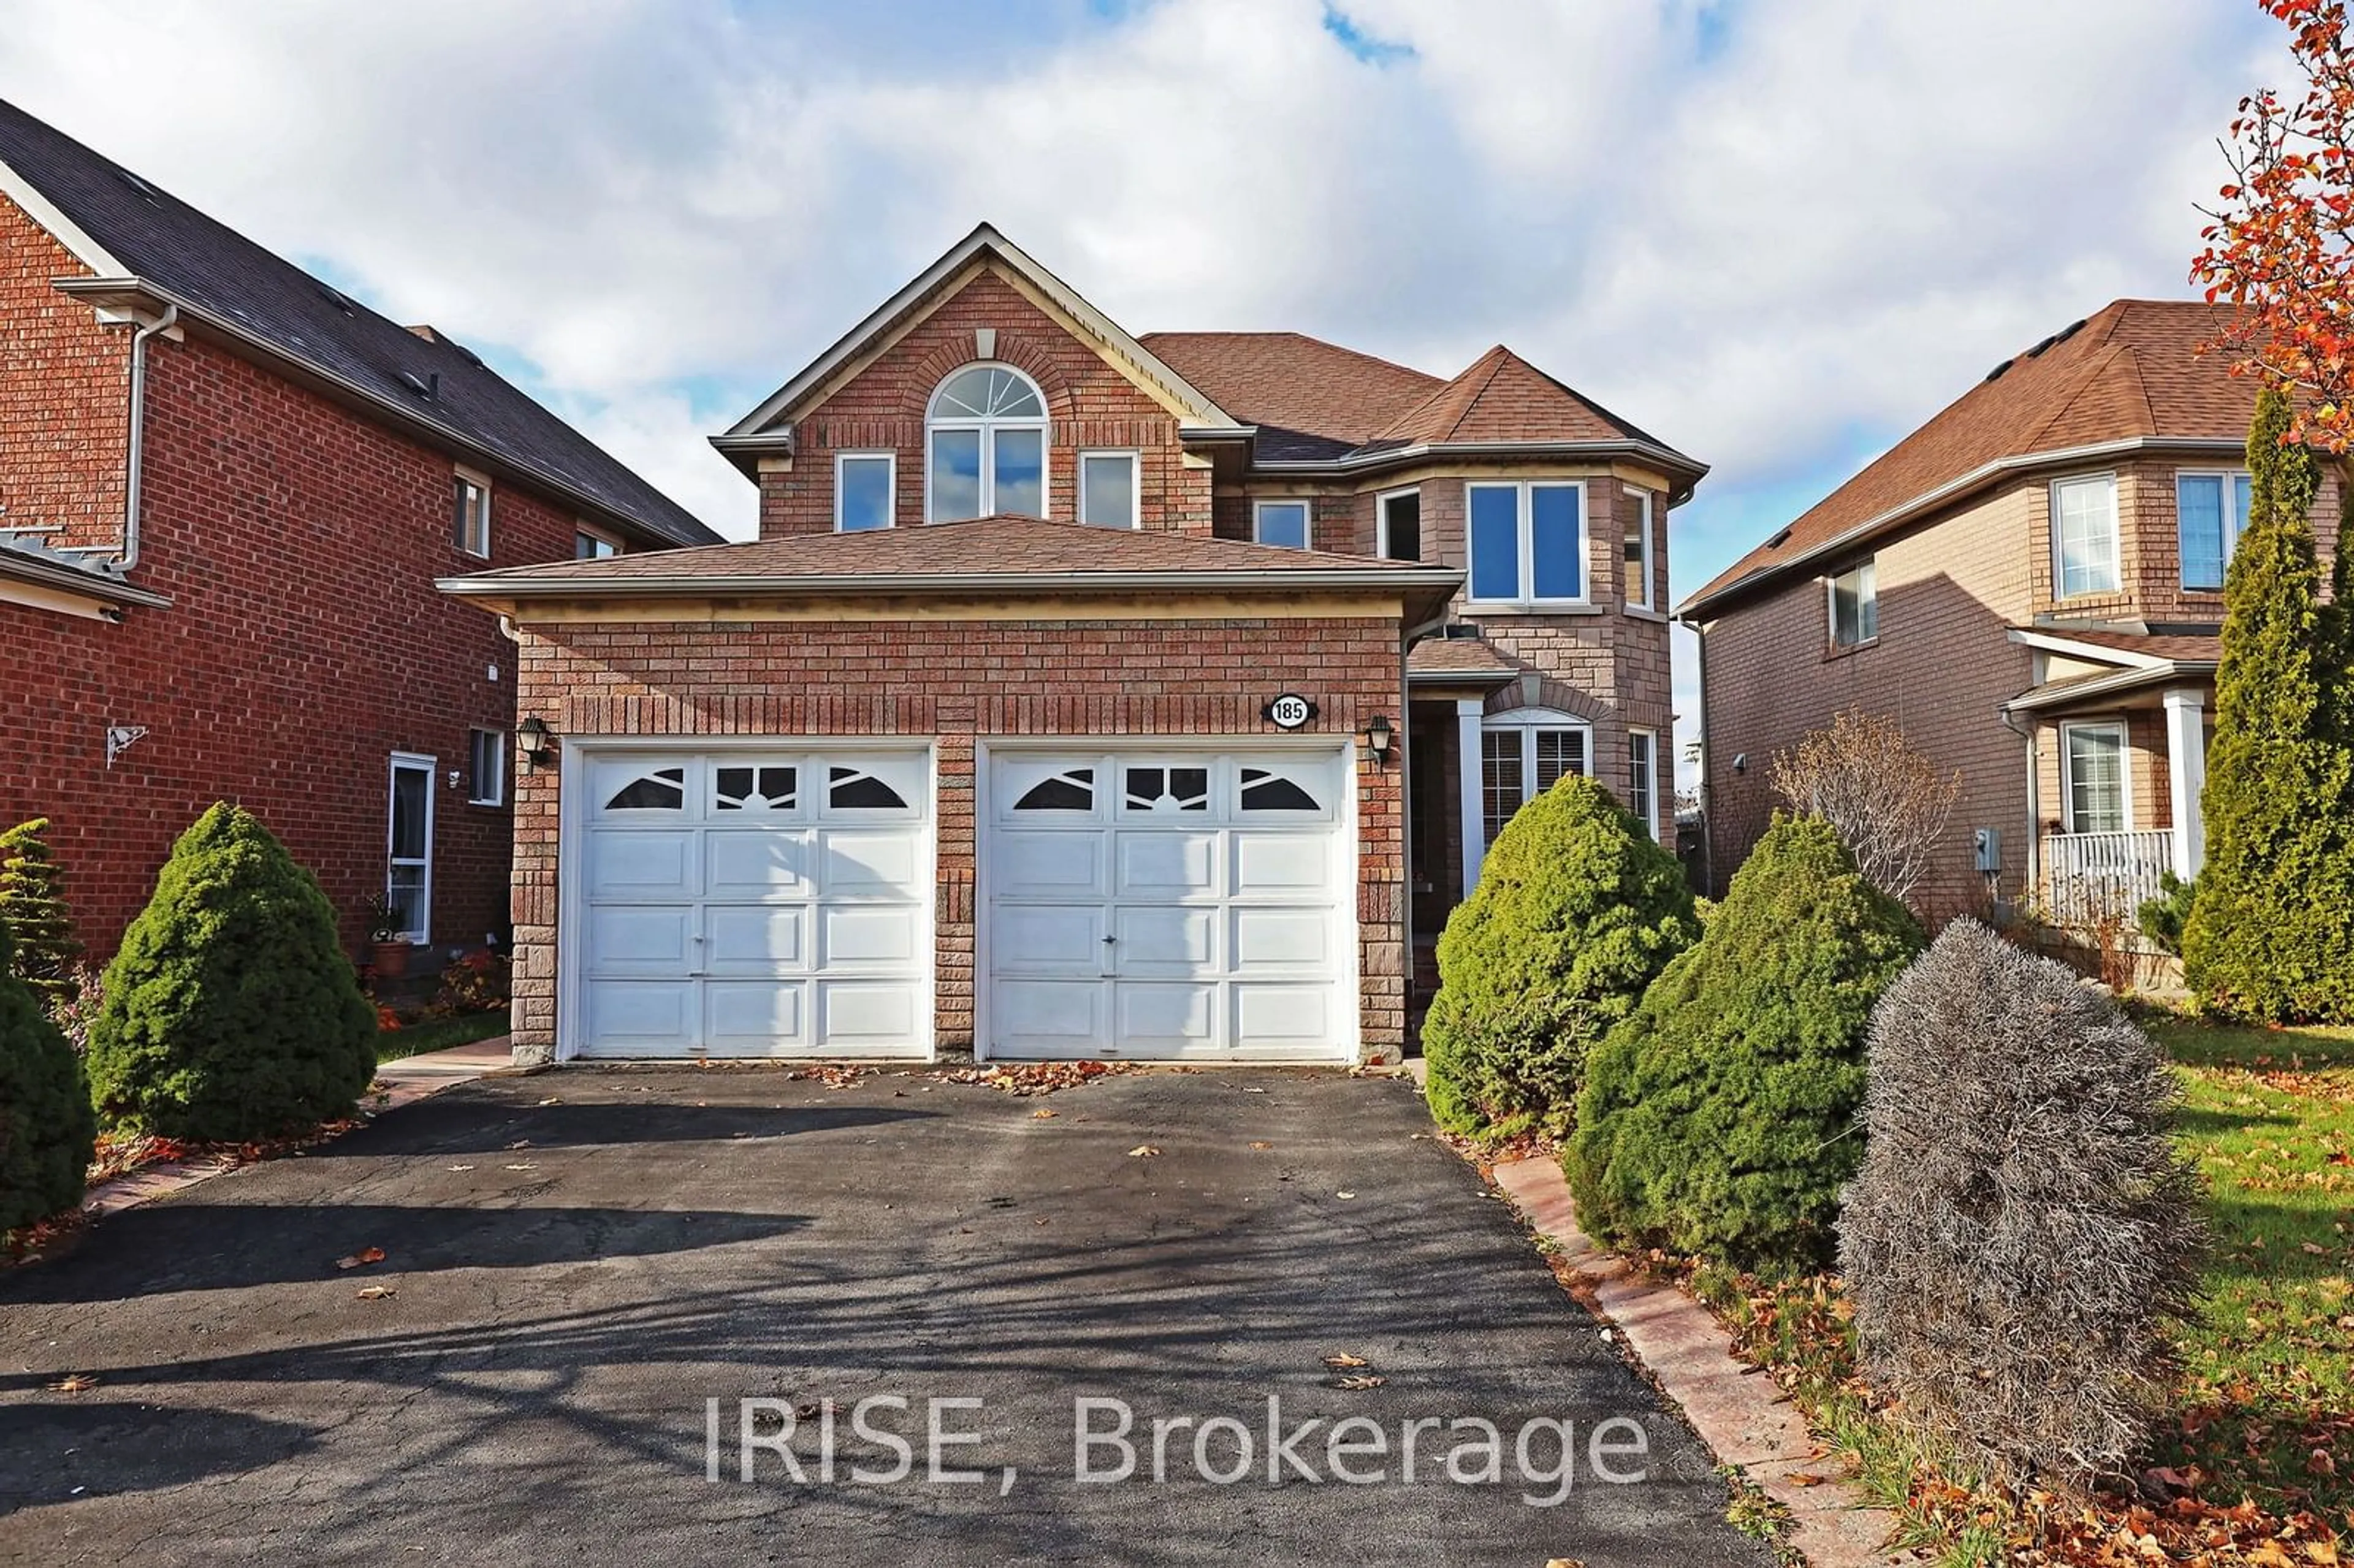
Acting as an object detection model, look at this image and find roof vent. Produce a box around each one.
[2053,317,2088,345]
[1442,622,1484,640]
[2024,333,2060,359]
[316,283,356,315]
[1766,527,1792,549]
[116,170,159,202]
[396,371,432,397]
[1984,359,2014,382]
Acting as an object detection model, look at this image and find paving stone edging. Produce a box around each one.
[82,1039,515,1221]
[1488,1155,1908,1568]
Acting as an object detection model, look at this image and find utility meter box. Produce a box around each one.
[1972,827,2001,873]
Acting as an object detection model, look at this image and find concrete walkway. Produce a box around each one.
[1491,1156,1907,1568]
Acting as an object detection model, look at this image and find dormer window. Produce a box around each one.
[927,364,1047,522]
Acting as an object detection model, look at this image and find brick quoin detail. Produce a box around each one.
[503,614,1409,1064]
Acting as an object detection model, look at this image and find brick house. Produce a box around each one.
[1683,299,2341,926]
[443,224,1704,1065]
[0,100,718,963]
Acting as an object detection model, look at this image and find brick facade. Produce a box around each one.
[503,609,1410,1064]
[1,191,583,958]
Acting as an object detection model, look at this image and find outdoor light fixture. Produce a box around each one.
[517,715,552,771]
[1365,714,1395,766]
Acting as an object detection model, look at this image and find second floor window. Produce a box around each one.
[1079,451,1138,528]
[1254,499,1311,550]
[928,364,1046,522]
[1624,489,1655,609]
[1379,489,1420,561]
[575,527,619,560]
[2051,473,2120,598]
[1468,482,1584,604]
[452,471,491,558]
[836,452,895,532]
[2176,470,2253,591]
[1828,558,1877,647]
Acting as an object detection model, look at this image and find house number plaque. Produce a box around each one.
[1262,693,1318,730]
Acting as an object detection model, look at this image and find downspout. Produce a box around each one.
[1998,701,2038,912]
[119,304,180,572]
[1689,617,1713,896]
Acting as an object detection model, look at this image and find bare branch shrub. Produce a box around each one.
[1769,709,1960,908]
[1838,919,2207,1493]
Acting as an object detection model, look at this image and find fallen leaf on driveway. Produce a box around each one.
[1786,1472,1827,1488]
[47,1374,95,1393]
[1335,1190,1356,1199]
[1335,1375,1385,1390]
[356,1285,396,1300]
[336,1247,386,1271]
[507,1140,531,1150]
[1545,1559,1587,1567]
[1127,1145,1160,1158]
[505,1163,538,1172]
[447,1165,474,1172]
[1248,1141,1272,1151]
[1322,1353,1369,1369]
[1031,1108,1057,1119]
[537,1098,560,1106]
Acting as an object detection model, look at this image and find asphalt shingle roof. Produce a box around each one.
[0,97,718,549]
[1138,331,1442,444]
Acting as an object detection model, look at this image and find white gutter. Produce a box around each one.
[120,303,180,571]
[2002,659,2217,713]
[1676,433,2249,620]
[1251,437,1708,487]
[439,565,1467,602]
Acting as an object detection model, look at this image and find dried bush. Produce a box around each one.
[1839,919,2207,1493]
[1769,709,1961,908]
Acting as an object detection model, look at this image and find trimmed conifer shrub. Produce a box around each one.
[2182,388,2354,1021]
[0,919,96,1231]
[1839,919,2206,1490]
[1565,814,1920,1274]
[0,818,83,1015]
[1422,775,1697,1141]
[86,804,376,1140]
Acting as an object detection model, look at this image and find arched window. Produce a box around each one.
[927,363,1048,522]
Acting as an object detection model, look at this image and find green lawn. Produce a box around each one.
[375,1010,510,1062]
[2144,1014,2354,1516]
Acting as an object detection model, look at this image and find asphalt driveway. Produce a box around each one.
[0,1067,1769,1567]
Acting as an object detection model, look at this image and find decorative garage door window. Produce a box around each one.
[575,750,930,1062]
[986,749,1349,1063]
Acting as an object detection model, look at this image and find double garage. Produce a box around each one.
[571,741,1354,1062]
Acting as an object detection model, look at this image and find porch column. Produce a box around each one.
[1457,698,1486,891]
[2163,687,2207,878]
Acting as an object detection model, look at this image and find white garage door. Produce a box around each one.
[983,747,1354,1062]
[571,748,931,1059]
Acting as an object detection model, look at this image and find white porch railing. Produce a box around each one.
[2042,830,2175,927]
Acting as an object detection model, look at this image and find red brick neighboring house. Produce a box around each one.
[444,225,1705,1065]
[1683,299,2342,926]
[0,101,719,963]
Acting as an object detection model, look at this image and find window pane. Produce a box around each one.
[1468,486,1520,599]
[1256,501,1309,549]
[2055,476,2119,596]
[935,367,994,417]
[992,428,1045,517]
[1533,728,1585,791]
[1856,559,1878,641]
[1531,485,1582,599]
[390,767,429,859]
[1382,492,1420,561]
[1480,731,1525,844]
[2177,474,2225,589]
[387,866,427,938]
[1628,733,1655,834]
[574,531,616,560]
[1081,454,1135,529]
[1623,495,1650,606]
[839,455,893,532]
[930,428,981,521]
[2066,727,2127,834]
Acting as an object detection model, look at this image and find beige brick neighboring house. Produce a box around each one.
[1685,299,2342,926]
[444,224,1706,1065]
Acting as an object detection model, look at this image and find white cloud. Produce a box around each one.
[0,0,2291,764]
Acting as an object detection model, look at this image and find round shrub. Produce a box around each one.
[1422,775,1697,1141]
[1838,919,2206,1490]
[0,919,96,1231]
[86,804,376,1141]
[1565,814,1920,1273]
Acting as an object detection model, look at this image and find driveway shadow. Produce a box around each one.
[360,1097,940,1155]
[0,1203,810,1305]
[0,1402,315,1517]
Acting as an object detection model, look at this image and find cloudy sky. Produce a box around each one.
[0,0,2289,780]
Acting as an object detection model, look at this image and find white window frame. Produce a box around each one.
[2059,720,2133,834]
[834,449,897,533]
[1253,498,1314,550]
[387,752,436,945]
[452,466,493,559]
[1627,727,1658,840]
[1623,489,1655,610]
[574,523,620,560]
[2049,472,2122,599]
[924,362,1049,523]
[1477,709,1593,845]
[1826,557,1878,649]
[1377,485,1421,561]
[1076,449,1141,530]
[467,727,507,807]
[1465,479,1590,607]
[2173,468,2253,592]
